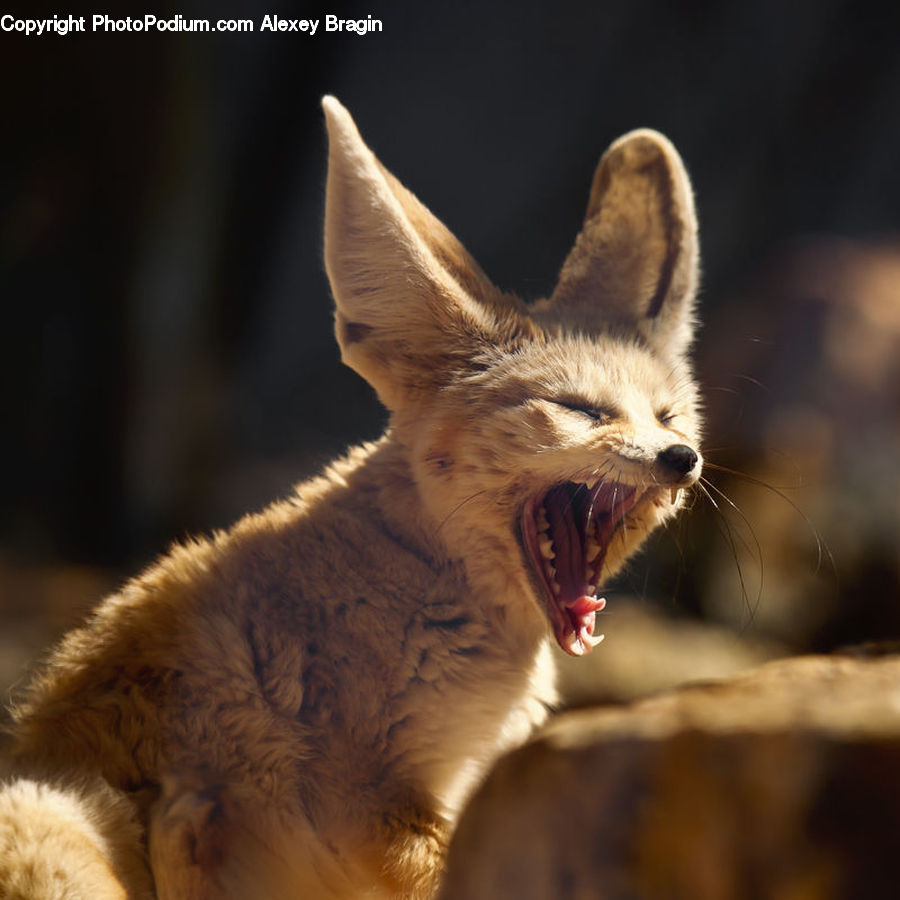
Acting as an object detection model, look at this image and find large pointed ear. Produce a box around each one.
[322,96,508,410]
[537,129,699,362]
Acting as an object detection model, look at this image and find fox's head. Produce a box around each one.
[322,97,702,658]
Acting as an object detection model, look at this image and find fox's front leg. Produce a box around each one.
[149,775,365,899]
[150,774,452,899]
[149,776,300,900]
[149,776,227,899]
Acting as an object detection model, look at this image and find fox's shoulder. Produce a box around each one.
[7,434,470,745]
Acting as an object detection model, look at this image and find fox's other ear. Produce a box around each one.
[322,96,506,409]
[540,129,699,362]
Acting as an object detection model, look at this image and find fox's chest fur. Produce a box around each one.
[169,438,557,823]
[3,97,703,899]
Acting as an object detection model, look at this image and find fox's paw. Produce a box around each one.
[150,774,315,900]
[149,774,235,898]
[0,778,133,900]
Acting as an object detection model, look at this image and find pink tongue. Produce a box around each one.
[565,595,606,651]
[562,594,607,656]
[568,595,606,619]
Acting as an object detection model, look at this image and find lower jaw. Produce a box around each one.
[519,489,656,655]
[541,542,610,654]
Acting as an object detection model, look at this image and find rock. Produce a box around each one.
[441,654,900,900]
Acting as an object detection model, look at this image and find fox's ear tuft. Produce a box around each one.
[322,97,506,409]
[542,128,699,361]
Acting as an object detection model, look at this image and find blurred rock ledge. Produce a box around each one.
[442,653,900,900]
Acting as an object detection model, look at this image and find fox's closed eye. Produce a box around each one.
[553,400,615,424]
[656,410,677,427]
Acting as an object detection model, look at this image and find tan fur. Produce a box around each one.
[1,97,702,898]
[0,777,153,899]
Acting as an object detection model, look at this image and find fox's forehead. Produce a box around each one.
[480,332,693,410]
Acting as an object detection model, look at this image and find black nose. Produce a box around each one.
[657,444,698,477]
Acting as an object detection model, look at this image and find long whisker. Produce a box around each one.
[565,480,591,533]
[613,482,631,550]
[667,512,690,604]
[730,374,770,391]
[702,461,834,576]
[585,461,615,527]
[695,479,759,629]
[654,505,691,606]
[700,476,762,563]
[702,454,806,490]
[436,489,489,535]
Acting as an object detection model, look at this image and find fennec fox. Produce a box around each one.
[0,97,702,898]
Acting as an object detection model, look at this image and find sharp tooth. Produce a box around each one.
[670,488,681,505]
[576,625,605,654]
[563,629,584,656]
[551,580,561,596]
[586,536,602,561]
[537,506,550,532]
[539,537,555,560]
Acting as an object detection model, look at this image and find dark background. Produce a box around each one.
[2,1,899,675]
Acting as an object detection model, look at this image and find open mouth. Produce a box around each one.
[521,481,640,657]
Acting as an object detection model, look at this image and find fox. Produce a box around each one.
[0,96,702,899]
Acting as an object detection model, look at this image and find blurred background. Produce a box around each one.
[2,0,899,706]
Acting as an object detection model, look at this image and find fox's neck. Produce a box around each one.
[345,434,445,564]
[342,433,546,650]
[343,435,555,814]
[291,434,557,821]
